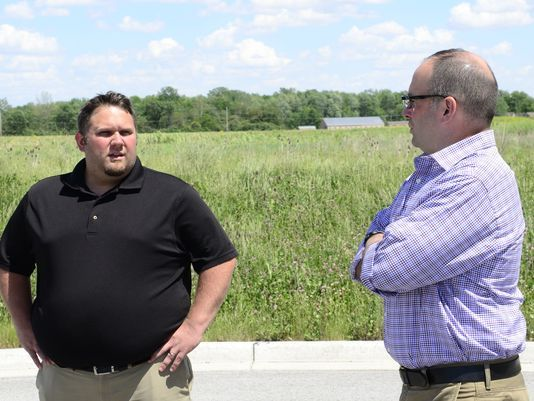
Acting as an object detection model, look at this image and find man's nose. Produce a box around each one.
[110,131,124,144]
[402,106,412,119]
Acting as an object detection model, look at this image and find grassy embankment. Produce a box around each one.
[0,116,532,347]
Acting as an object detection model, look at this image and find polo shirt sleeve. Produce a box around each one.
[174,185,237,272]
[0,193,36,276]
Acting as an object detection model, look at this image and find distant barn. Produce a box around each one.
[320,117,385,130]
[298,125,317,131]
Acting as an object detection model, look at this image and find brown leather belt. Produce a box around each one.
[399,356,521,388]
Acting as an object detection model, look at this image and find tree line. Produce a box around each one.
[1,86,533,135]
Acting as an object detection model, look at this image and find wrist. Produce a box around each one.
[363,231,384,247]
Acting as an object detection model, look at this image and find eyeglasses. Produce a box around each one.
[401,94,447,109]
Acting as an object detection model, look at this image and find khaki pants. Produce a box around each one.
[36,356,193,401]
[399,372,529,401]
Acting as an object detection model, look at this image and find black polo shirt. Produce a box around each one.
[0,158,237,368]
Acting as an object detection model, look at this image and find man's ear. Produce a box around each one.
[75,132,86,151]
[442,96,457,120]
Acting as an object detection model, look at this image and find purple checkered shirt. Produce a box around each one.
[350,130,526,369]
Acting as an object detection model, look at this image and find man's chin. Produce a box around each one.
[104,164,129,177]
[105,170,127,177]
[104,159,135,177]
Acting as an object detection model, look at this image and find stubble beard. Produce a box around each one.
[104,159,133,177]
[105,167,127,177]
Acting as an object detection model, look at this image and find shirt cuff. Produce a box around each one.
[359,242,380,292]
[349,245,365,282]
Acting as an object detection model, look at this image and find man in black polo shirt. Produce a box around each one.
[0,91,237,401]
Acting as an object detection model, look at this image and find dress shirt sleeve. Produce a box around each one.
[360,173,500,293]
[348,180,403,282]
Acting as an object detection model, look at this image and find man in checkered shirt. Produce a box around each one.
[350,49,528,401]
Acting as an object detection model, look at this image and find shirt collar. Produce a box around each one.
[62,157,145,194]
[426,129,496,171]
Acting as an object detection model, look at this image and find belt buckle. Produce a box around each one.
[400,367,430,388]
[93,366,117,375]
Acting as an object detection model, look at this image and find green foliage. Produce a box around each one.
[3,109,30,135]
[0,118,533,347]
[501,91,534,114]
[3,87,533,136]
[0,98,10,112]
[1,87,408,135]
[53,102,79,134]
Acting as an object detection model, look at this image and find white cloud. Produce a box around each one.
[198,24,237,48]
[71,53,126,68]
[183,0,243,15]
[35,0,99,5]
[41,7,69,16]
[315,46,332,66]
[297,8,337,24]
[191,60,216,75]
[119,16,165,33]
[488,41,512,55]
[518,65,533,76]
[250,0,367,12]
[450,0,534,27]
[147,38,183,58]
[227,38,290,67]
[4,1,34,19]
[340,24,454,54]
[246,0,372,31]
[251,0,321,9]
[251,10,291,30]
[251,8,336,31]
[318,46,331,59]
[5,55,56,71]
[0,24,59,53]
[366,21,406,35]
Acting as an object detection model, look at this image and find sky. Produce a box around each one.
[1,0,533,107]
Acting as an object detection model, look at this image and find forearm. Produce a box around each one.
[186,258,236,334]
[0,267,45,367]
[150,258,237,372]
[353,233,384,280]
[0,268,33,332]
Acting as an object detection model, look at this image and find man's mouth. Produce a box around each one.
[109,153,125,160]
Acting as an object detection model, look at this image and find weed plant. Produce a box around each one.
[0,118,532,347]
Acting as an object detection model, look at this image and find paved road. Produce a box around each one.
[2,371,534,401]
[2,342,534,401]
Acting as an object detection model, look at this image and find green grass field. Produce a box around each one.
[0,117,533,347]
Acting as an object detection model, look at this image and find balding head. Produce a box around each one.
[424,49,498,127]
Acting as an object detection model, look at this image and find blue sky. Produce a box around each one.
[1,0,533,106]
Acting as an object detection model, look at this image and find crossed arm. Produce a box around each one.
[352,233,384,280]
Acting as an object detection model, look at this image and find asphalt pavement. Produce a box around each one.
[1,341,533,401]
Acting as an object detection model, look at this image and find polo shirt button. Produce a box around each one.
[92,215,98,220]
[416,179,421,184]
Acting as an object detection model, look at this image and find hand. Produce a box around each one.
[15,325,50,369]
[149,319,203,373]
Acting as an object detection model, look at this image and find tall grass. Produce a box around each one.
[0,118,533,347]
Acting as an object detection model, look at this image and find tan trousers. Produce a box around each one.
[399,372,529,401]
[36,356,193,401]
